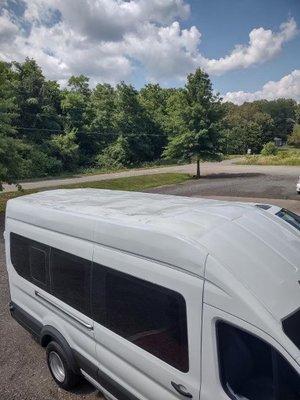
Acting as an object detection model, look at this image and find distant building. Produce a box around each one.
[274,137,283,147]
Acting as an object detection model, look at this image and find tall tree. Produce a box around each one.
[85,83,116,157]
[61,75,90,162]
[223,102,274,154]
[163,69,223,178]
[13,58,62,144]
[112,82,161,164]
[0,62,23,189]
[255,99,296,141]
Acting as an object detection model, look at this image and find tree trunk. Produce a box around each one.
[196,156,201,179]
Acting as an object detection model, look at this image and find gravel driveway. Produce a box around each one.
[3,160,300,192]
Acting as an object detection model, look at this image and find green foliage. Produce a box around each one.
[223,102,275,154]
[254,98,296,140]
[236,148,300,166]
[287,124,300,147]
[85,83,116,155]
[163,69,223,177]
[13,58,62,143]
[50,129,79,170]
[261,142,278,156]
[96,136,132,169]
[0,62,23,189]
[1,58,299,189]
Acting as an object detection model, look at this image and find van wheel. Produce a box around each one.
[46,341,79,390]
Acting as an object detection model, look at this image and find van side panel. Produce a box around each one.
[5,218,97,374]
[92,243,203,400]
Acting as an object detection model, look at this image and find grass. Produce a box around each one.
[17,158,184,183]
[235,147,300,166]
[0,173,191,214]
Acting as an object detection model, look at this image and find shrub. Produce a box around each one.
[96,136,132,169]
[287,124,300,148]
[261,142,278,156]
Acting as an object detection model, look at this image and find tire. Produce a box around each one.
[46,341,80,390]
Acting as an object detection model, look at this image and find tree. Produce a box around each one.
[163,69,223,178]
[255,99,296,141]
[288,124,300,147]
[0,62,24,189]
[13,58,62,144]
[223,102,274,154]
[84,83,116,157]
[261,142,278,156]
[112,82,161,164]
[50,129,79,170]
[61,75,90,163]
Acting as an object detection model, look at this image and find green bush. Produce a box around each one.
[287,124,300,148]
[96,136,132,169]
[260,141,278,156]
[19,145,62,179]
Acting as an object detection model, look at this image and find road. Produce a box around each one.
[0,163,299,399]
[3,160,300,192]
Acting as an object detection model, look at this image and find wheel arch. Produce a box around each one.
[40,326,79,374]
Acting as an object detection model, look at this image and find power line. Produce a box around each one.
[12,125,167,137]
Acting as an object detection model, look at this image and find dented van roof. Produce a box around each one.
[6,189,300,324]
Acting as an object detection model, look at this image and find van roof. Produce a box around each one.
[6,189,300,322]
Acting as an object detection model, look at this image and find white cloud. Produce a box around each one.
[223,70,300,105]
[123,22,201,81]
[202,18,298,75]
[0,0,298,87]
[0,9,19,41]
[24,0,190,41]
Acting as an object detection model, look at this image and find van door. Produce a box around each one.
[91,244,203,400]
[200,304,300,400]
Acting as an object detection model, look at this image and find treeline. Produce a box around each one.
[0,58,299,187]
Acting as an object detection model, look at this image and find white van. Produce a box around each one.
[5,189,300,400]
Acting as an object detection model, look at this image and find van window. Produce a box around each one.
[11,233,49,289]
[276,208,300,231]
[50,248,91,315]
[10,233,30,279]
[217,321,300,400]
[29,246,48,286]
[92,264,189,372]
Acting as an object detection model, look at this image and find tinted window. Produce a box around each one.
[282,309,300,350]
[92,264,188,372]
[217,322,300,400]
[10,233,49,289]
[50,248,91,315]
[10,233,30,279]
[29,246,48,286]
[276,209,300,231]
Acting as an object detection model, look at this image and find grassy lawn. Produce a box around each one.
[0,173,191,214]
[16,158,184,184]
[235,147,300,166]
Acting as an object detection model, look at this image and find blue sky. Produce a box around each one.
[0,0,299,104]
[186,0,300,94]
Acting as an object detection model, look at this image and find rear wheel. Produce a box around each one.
[46,341,80,390]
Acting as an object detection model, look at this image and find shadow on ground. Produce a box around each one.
[195,172,265,179]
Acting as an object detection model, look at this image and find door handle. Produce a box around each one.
[171,381,193,398]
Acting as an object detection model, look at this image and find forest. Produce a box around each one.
[1,58,299,188]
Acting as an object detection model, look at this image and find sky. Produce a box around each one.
[0,0,299,104]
